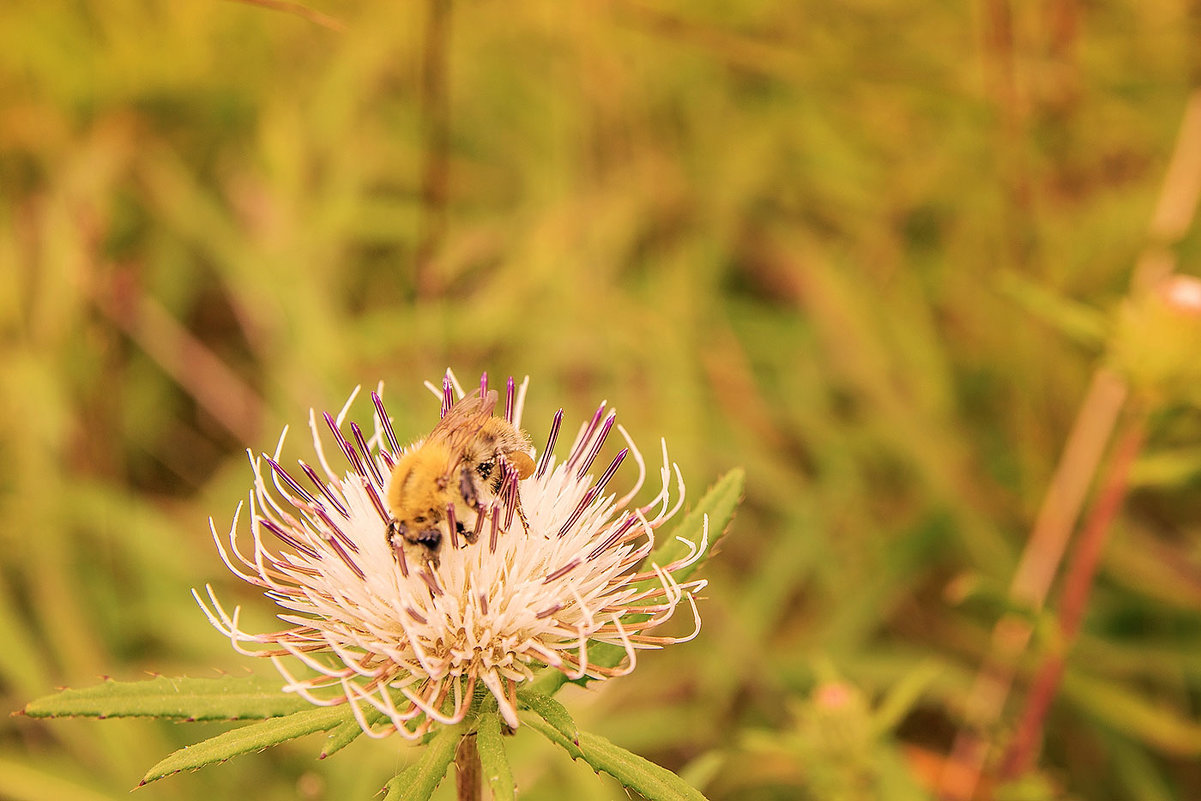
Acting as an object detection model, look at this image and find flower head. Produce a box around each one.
[197,371,706,738]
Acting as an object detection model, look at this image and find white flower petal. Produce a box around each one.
[199,373,705,738]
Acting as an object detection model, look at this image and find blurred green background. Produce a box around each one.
[4,1,1201,799]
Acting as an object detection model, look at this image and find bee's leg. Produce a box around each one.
[458,466,484,544]
[467,506,486,544]
[407,546,438,571]
[388,519,440,573]
[386,519,406,557]
[452,518,469,547]
[515,495,530,535]
[386,519,412,575]
[461,515,478,545]
[459,465,478,508]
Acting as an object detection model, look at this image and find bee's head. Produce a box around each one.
[388,510,443,552]
[409,525,441,550]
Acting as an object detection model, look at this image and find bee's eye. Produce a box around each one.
[476,462,493,480]
[414,515,426,524]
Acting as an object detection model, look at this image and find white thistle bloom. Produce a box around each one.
[196,371,707,738]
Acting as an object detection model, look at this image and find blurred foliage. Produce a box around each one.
[3,0,1201,799]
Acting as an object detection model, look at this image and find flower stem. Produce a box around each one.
[456,733,482,801]
[938,369,1127,801]
[415,0,453,296]
[938,87,1201,801]
[1000,411,1147,779]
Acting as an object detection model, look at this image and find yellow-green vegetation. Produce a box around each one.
[4,1,1201,799]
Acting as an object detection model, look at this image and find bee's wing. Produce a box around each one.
[426,389,498,470]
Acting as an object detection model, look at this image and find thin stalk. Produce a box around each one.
[937,370,1126,801]
[1000,412,1147,778]
[415,0,453,296]
[938,88,1201,801]
[93,277,265,443]
[456,733,481,801]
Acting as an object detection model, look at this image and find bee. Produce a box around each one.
[385,390,536,569]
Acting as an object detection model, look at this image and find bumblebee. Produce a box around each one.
[385,390,534,568]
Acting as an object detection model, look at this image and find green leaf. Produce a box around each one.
[320,718,366,760]
[871,659,942,734]
[383,723,462,801]
[517,686,578,743]
[645,468,744,587]
[1130,446,1201,488]
[320,705,387,758]
[476,711,516,801]
[525,667,569,697]
[23,675,313,721]
[523,714,709,801]
[1064,669,1201,755]
[1104,529,1201,611]
[0,756,120,801]
[997,271,1108,348]
[1106,733,1177,801]
[141,704,353,785]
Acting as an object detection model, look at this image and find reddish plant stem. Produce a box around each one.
[456,733,481,801]
[938,89,1201,801]
[415,0,453,297]
[95,272,264,444]
[999,412,1147,778]
[937,370,1126,801]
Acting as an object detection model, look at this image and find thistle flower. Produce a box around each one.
[196,371,707,739]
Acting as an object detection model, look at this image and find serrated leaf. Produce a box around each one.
[476,711,515,801]
[320,718,366,760]
[523,714,709,801]
[24,675,312,721]
[517,686,578,743]
[525,667,568,697]
[606,469,743,665]
[383,723,462,801]
[141,704,352,784]
[320,705,388,758]
[645,468,743,587]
